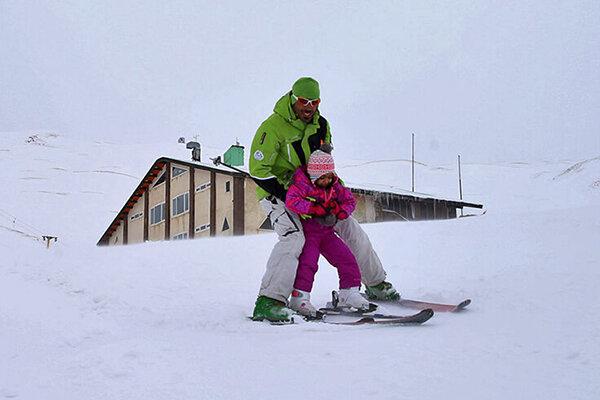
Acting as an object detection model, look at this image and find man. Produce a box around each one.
[250,77,399,322]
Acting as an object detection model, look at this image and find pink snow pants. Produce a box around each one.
[293,218,362,292]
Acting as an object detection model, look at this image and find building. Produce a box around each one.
[97,153,482,246]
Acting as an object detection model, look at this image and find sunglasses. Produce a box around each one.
[292,94,321,107]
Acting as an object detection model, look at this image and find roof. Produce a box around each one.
[347,182,483,209]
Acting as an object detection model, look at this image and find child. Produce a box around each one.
[285,147,371,316]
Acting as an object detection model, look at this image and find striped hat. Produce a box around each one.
[307,150,335,182]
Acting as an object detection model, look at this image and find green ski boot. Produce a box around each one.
[252,296,294,323]
[365,281,400,301]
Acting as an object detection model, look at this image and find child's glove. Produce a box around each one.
[327,199,341,215]
[336,210,349,220]
[327,199,348,220]
[308,203,328,217]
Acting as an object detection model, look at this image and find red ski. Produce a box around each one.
[393,298,471,313]
[358,291,471,312]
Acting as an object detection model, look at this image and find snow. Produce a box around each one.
[2,2,599,397]
[1,132,599,399]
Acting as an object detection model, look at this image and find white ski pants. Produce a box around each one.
[258,197,387,304]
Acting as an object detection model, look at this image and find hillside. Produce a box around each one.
[1,132,598,399]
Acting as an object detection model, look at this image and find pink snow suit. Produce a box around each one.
[285,167,361,292]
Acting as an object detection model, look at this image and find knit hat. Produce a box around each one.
[307,150,335,182]
[292,77,320,101]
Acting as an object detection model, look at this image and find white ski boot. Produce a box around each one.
[337,287,371,311]
[289,289,318,317]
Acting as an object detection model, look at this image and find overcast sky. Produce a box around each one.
[1,1,599,163]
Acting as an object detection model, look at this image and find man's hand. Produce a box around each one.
[319,214,338,226]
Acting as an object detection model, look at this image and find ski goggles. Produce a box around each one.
[292,94,321,107]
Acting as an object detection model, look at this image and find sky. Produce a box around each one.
[1,1,599,164]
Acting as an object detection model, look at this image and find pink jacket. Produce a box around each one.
[285,167,356,217]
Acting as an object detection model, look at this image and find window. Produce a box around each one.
[172,165,187,178]
[153,171,166,187]
[195,223,211,233]
[130,212,143,221]
[172,192,189,217]
[195,181,211,193]
[222,217,230,231]
[173,232,188,240]
[150,203,165,225]
[225,181,231,192]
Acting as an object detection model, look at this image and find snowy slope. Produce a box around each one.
[1,133,599,399]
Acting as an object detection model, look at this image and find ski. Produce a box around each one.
[321,308,434,325]
[318,306,415,320]
[248,307,434,325]
[372,297,471,313]
[319,302,379,315]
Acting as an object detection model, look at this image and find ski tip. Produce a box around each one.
[454,299,472,312]
[419,308,435,322]
[370,309,434,325]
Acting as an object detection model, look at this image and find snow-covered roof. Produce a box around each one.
[346,181,482,208]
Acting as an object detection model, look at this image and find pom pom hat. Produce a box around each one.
[307,150,335,182]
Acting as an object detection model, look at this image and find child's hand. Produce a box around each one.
[326,199,349,220]
[336,210,349,220]
[308,203,328,217]
[327,199,342,215]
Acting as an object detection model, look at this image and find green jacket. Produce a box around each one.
[249,92,332,200]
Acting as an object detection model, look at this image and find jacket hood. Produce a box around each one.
[273,92,294,121]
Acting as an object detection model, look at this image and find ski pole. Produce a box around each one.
[211,156,250,177]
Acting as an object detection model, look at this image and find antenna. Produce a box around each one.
[411,133,415,192]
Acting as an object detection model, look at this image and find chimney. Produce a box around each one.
[186,141,201,162]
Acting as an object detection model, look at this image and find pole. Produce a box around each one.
[411,133,415,192]
[458,155,464,217]
[212,156,249,177]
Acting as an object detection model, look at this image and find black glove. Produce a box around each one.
[317,214,338,227]
[255,177,287,201]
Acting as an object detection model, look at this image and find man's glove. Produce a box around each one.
[308,203,328,217]
[318,214,338,227]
